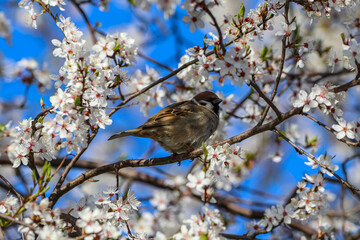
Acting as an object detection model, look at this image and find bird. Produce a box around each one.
[108,91,222,154]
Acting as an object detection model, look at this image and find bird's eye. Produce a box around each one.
[199,100,208,106]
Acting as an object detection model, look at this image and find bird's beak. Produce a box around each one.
[213,98,223,105]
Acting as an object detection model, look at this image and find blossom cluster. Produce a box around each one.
[177,41,253,92]
[266,0,358,19]
[0,189,142,239]
[6,14,137,167]
[292,83,346,116]
[72,189,141,239]
[342,38,360,70]
[181,0,223,33]
[246,172,331,237]
[173,204,225,240]
[292,83,360,142]
[18,198,67,239]
[7,118,57,167]
[49,17,136,147]
[0,195,19,215]
[247,153,339,236]
[224,2,275,41]
[135,189,185,238]
[12,58,52,91]
[187,143,249,199]
[332,117,360,140]
[18,0,66,29]
[329,35,360,73]
[127,67,166,116]
[305,153,339,177]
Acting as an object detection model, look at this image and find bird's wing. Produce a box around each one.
[141,101,198,129]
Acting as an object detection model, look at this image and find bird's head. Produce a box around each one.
[193,91,222,115]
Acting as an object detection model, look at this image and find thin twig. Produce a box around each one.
[302,113,360,147]
[257,0,290,126]
[125,221,135,238]
[70,0,97,44]
[332,73,360,93]
[0,175,24,204]
[203,6,226,54]
[273,128,360,195]
[249,78,282,119]
[0,213,35,231]
[226,91,252,119]
[51,155,70,178]
[138,52,174,72]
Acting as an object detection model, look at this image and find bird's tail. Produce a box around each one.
[108,129,140,141]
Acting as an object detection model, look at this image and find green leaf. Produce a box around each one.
[239,3,245,20]
[115,75,121,84]
[40,97,45,110]
[309,136,318,145]
[38,177,44,187]
[123,188,130,200]
[202,142,208,159]
[42,161,49,176]
[245,152,256,161]
[200,233,208,240]
[278,130,286,140]
[214,44,219,53]
[37,116,44,124]
[95,21,102,28]
[0,217,6,226]
[340,32,345,43]
[0,123,5,133]
[43,161,51,180]
[127,0,136,5]
[260,46,268,60]
[119,153,127,160]
[75,96,81,106]
[87,179,100,182]
[84,66,89,76]
[232,18,237,26]
[261,3,268,14]
[113,44,121,51]
[31,170,37,183]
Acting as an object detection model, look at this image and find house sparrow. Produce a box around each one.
[108,91,222,153]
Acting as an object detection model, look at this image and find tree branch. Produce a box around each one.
[48,107,302,206]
